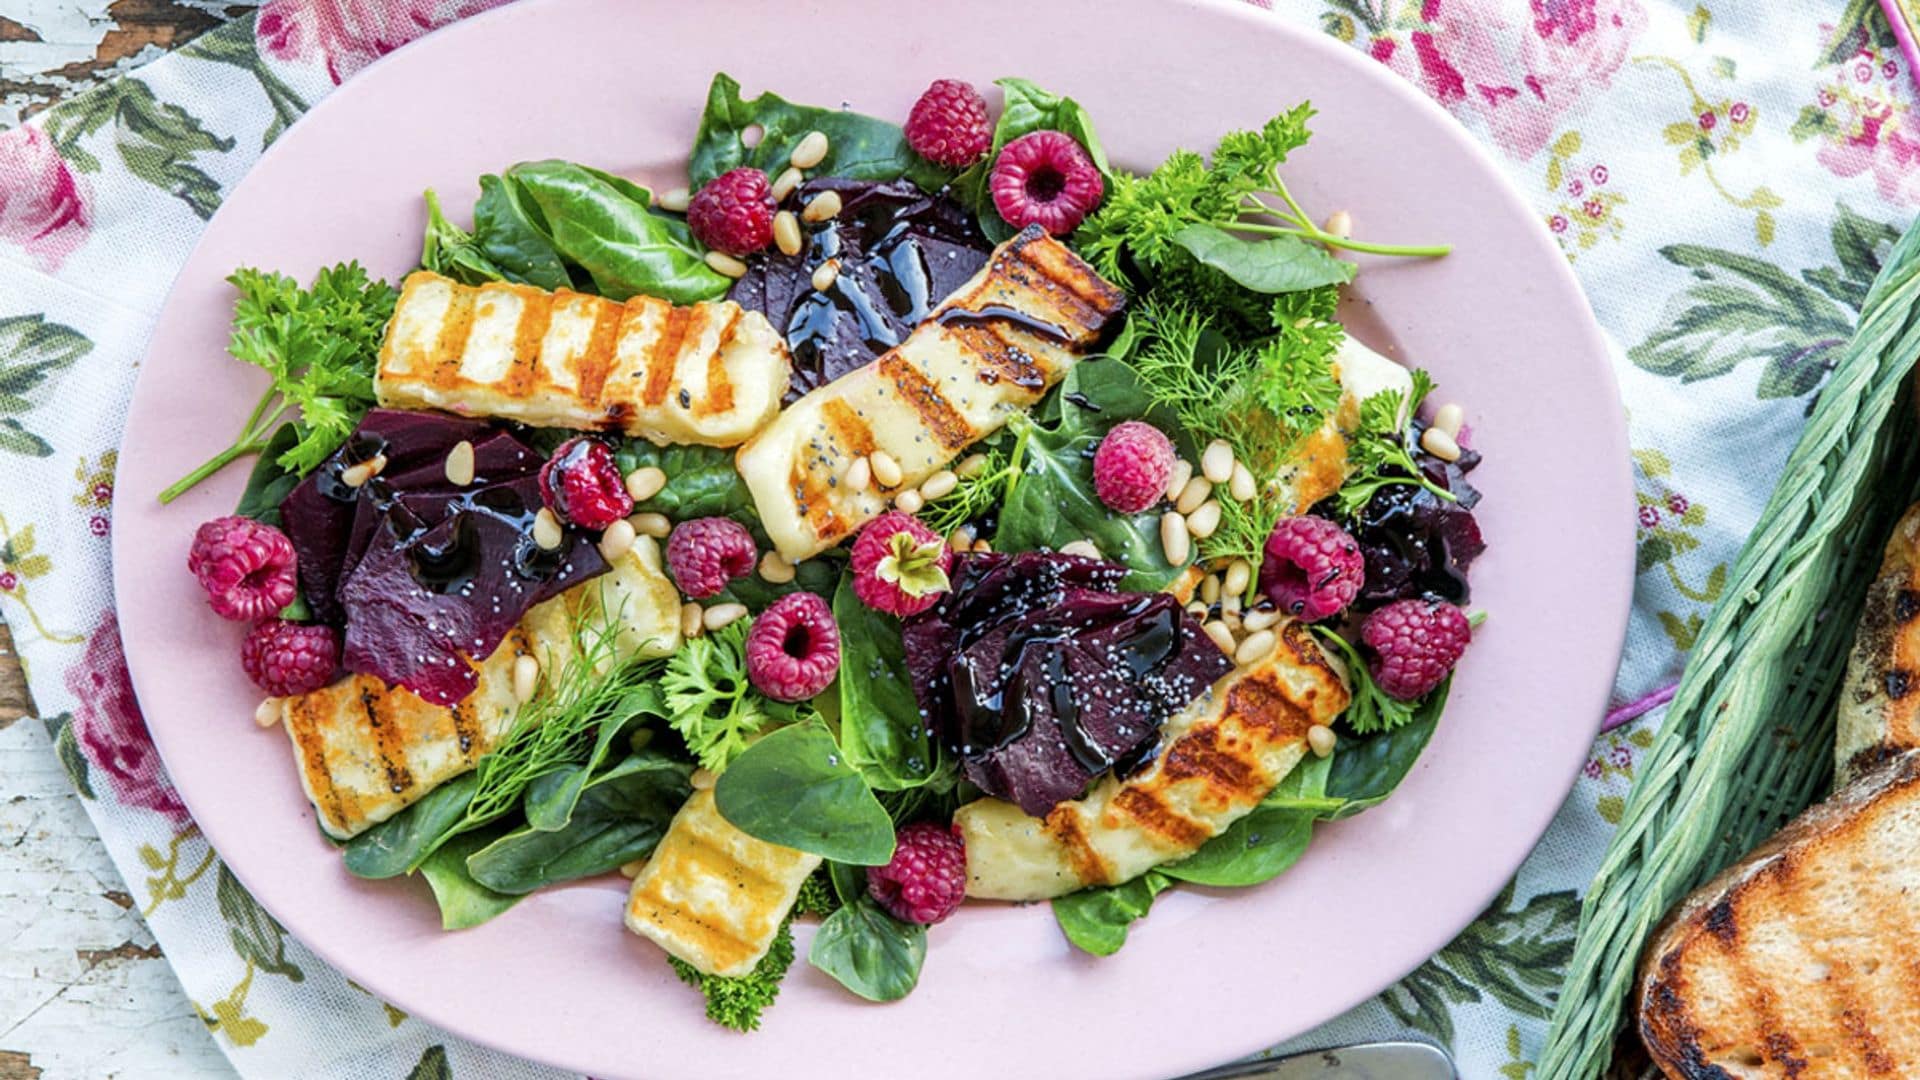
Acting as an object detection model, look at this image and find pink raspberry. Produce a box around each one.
[1360,599,1471,700]
[849,511,952,618]
[1092,421,1175,514]
[665,516,756,599]
[538,437,633,530]
[188,516,299,622]
[687,167,775,256]
[1260,516,1365,623]
[989,130,1104,236]
[867,822,967,926]
[240,619,339,697]
[904,79,992,168]
[744,592,841,702]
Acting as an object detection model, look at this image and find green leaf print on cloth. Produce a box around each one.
[1378,882,1580,1046]
[41,77,234,219]
[216,864,304,983]
[180,29,309,148]
[408,1045,454,1080]
[0,314,90,457]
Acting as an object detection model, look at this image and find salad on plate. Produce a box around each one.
[165,73,1486,1031]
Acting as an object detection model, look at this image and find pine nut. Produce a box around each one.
[771,166,804,202]
[920,470,958,501]
[1223,558,1252,598]
[703,602,748,631]
[869,450,904,488]
[631,512,671,538]
[1200,573,1222,605]
[1421,427,1463,462]
[1221,593,1243,619]
[1187,499,1223,539]
[845,455,873,492]
[340,452,386,488]
[789,130,830,170]
[624,466,667,502]
[656,186,691,213]
[705,251,748,278]
[254,697,282,728]
[532,507,565,551]
[445,440,476,487]
[1059,540,1101,560]
[972,538,993,553]
[1229,462,1257,502]
[1235,628,1277,666]
[1307,723,1337,758]
[801,189,843,223]
[619,859,648,879]
[1164,459,1194,503]
[689,767,717,791]
[1187,600,1211,619]
[1324,210,1353,240]
[811,258,840,292]
[1201,439,1235,484]
[1175,476,1213,515]
[513,654,540,703]
[955,453,990,478]
[949,528,975,550]
[1433,403,1465,437]
[759,550,796,584]
[1223,609,1242,633]
[1241,606,1281,632]
[1160,511,1192,565]
[773,210,803,256]
[680,602,704,639]
[1203,620,1237,655]
[598,518,636,561]
[894,489,925,514]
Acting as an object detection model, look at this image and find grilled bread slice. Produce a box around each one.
[955,620,1351,901]
[735,225,1126,561]
[1637,748,1920,1079]
[624,788,822,977]
[280,539,681,839]
[375,271,790,446]
[1835,503,1920,785]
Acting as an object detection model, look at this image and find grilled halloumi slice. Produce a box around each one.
[955,620,1351,901]
[736,226,1126,561]
[280,539,682,839]
[375,271,791,446]
[625,788,822,977]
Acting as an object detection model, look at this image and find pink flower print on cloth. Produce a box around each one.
[0,125,92,272]
[256,0,514,84]
[1802,36,1920,206]
[66,611,189,823]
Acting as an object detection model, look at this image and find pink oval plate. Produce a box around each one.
[114,1,1633,1076]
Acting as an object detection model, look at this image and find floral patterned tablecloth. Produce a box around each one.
[0,0,1911,1076]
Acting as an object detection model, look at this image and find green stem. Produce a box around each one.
[1230,220,1453,258]
[999,418,1035,503]
[157,390,288,504]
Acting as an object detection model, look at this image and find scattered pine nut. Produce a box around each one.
[1421,427,1463,462]
[1223,609,1242,633]
[771,166,804,202]
[598,518,637,561]
[1229,462,1257,502]
[773,210,803,256]
[949,527,975,550]
[1160,511,1192,565]
[340,453,386,488]
[1307,723,1337,758]
[1058,540,1101,559]
[759,550,796,584]
[703,602,748,631]
[920,470,959,501]
[532,507,565,551]
[895,489,925,514]
[1187,600,1211,619]
[845,455,872,492]
[972,538,993,553]
[1223,558,1252,598]
[801,189,843,223]
[1221,593,1243,619]
[680,601,704,639]
[689,768,718,791]
[869,450,904,488]
[811,258,840,292]
[254,698,282,728]
[705,250,748,278]
[444,440,476,487]
[1187,499,1223,539]
[955,453,990,479]
[619,859,648,879]
[789,130,830,170]
[1165,459,1194,503]
[1199,573,1222,605]
[1203,620,1237,656]
[656,186,691,213]
[1241,606,1281,632]
[1235,628,1277,666]
[631,512,671,538]
[1433,403,1465,437]
[1201,439,1234,484]
[624,466,667,502]
[513,654,540,703]
[1175,476,1213,515]
[1323,210,1353,240]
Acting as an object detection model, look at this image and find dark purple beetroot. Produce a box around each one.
[1347,437,1485,610]
[904,551,1231,816]
[279,409,604,705]
[729,178,992,400]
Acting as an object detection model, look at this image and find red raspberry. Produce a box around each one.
[989,130,1104,236]
[188,516,299,622]
[744,592,841,702]
[687,167,775,256]
[1360,598,1471,700]
[850,511,952,618]
[1260,516,1365,623]
[538,437,633,530]
[867,822,967,925]
[665,516,756,598]
[904,79,992,168]
[240,618,339,697]
[1092,421,1176,514]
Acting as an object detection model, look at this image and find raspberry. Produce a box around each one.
[188,516,299,622]
[1092,421,1176,514]
[904,79,992,168]
[538,437,633,530]
[989,130,1104,236]
[666,516,756,598]
[867,822,967,925]
[1360,598,1471,700]
[1260,516,1365,622]
[744,592,841,702]
[240,618,339,697]
[687,167,775,256]
[850,511,952,618]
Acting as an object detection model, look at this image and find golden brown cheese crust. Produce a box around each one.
[1836,503,1920,785]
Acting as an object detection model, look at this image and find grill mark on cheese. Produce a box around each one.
[630,828,779,974]
[1158,724,1263,805]
[696,307,742,418]
[795,399,878,544]
[359,684,416,796]
[644,304,694,408]
[576,295,623,406]
[1222,672,1315,744]
[504,290,554,399]
[942,321,1050,398]
[1109,787,1211,849]
[283,696,352,831]
[431,285,476,385]
[448,697,479,760]
[1044,805,1117,885]
[877,353,974,451]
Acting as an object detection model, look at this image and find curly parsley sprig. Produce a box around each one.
[1333,369,1457,519]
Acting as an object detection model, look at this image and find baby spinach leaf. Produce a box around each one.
[466,753,692,894]
[342,772,478,880]
[504,160,730,304]
[472,174,573,290]
[690,73,951,193]
[418,827,520,930]
[1172,223,1355,294]
[610,440,755,521]
[1158,755,1333,888]
[521,685,664,833]
[833,575,944,792]
[233,422,302,526]
[808,862,927,1001]
[953,77,1111,241]
[712,719,895,865]
[1050,871,1172,957]
[1322,679,1449,819]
